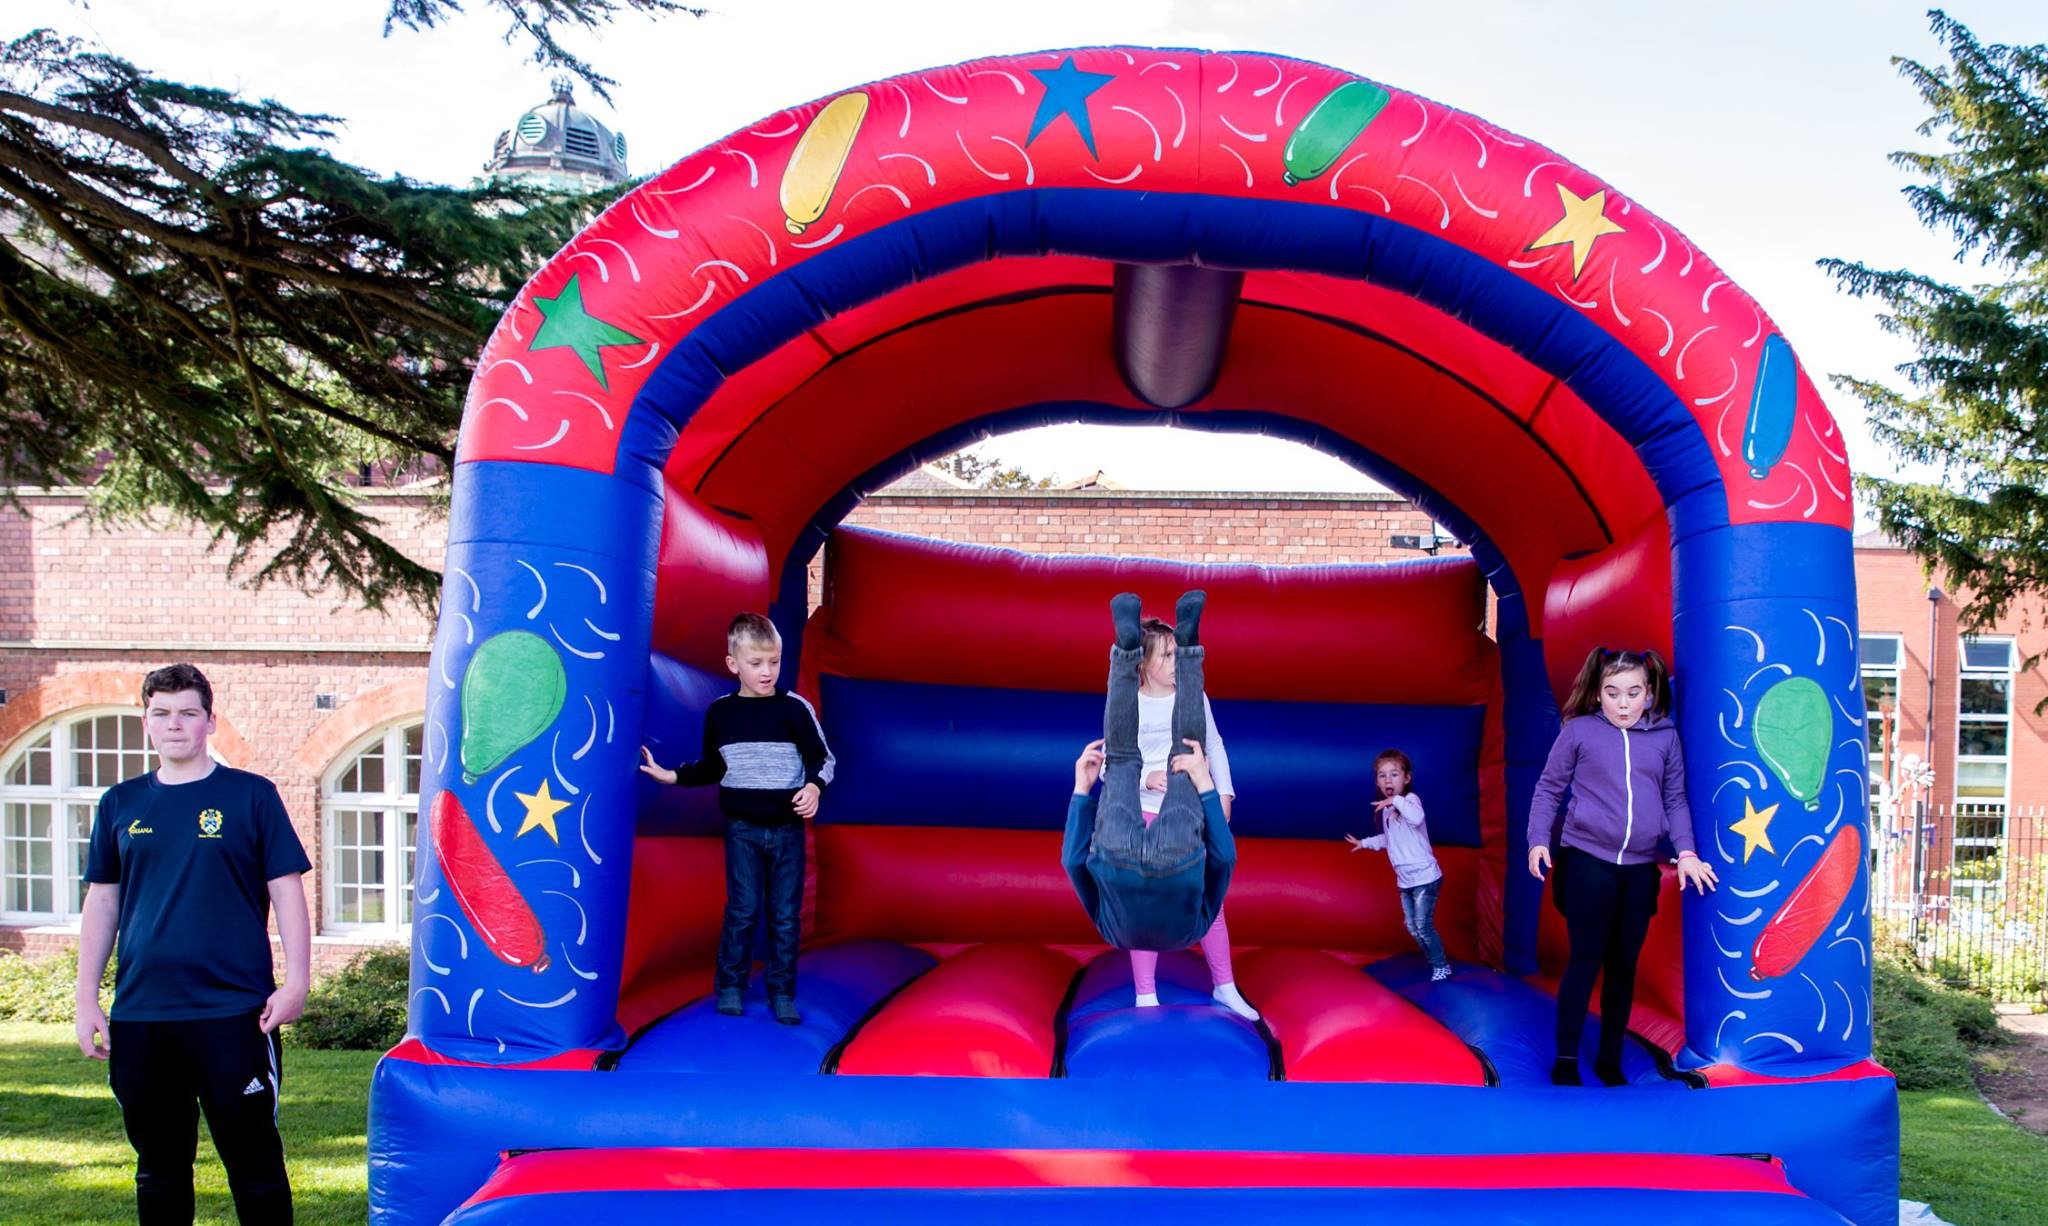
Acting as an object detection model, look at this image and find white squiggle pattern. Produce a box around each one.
[1710,922,1743,959]
[1730,880,1781,899]
[510,422,569,452]
[629,200,677,239]
[552,562,606,604]
[1083,164,1144,185]
[1726,624,1766,663]
[617,342,660,371]
[1802,973,1828,1032]
[1719,759,1767,787]
[1722,906,1765,926]
[726,214,778,268]
[1719,966,1771,1000]
[514,560,547,619]
[499,987,578,1009]
[1523,160,1566,197]
[515,857,582,890]
[549,623,604,661]
[1828,936,1867,966]
[484,358,533,384]
[791,224,844,249]
[550,731,580,796]
[577,796,601,866]
[1714,1009,1748,1048]
[574,696,598,762]
[1692,359,1740,408]
[1219,115,1267,143]
[1675,325,1719,380]
[1396,175,1451,229]
[879,152,937,186]
[1400,96,1428,147]
[1273,76,1303,127]
[1745,662,1793,688]
[484,766,520,834]
[1113,105,1163,161]
[1747,1031,1805,1054]
[1219,144,1253,187]
[466,987,485,1034]
[553,389,614,431]
[848,182,913,210]
[1162,85,1187,149]
[648,283,716,321]
[720,148,758,189]
[988,134,1035,184]
[1251,59,1285,97]
[1640,307,1675,357]
[544,889,589,945]
[1837,981,1856,1041]
[1701,278,1730,313]
[561,945,598,980]
[585,238,641,284]
[968,69,1026,95]
[648,165,715,196]
[1451,171,1498,219]
[412,986,451,1015]
[923,77,967,105]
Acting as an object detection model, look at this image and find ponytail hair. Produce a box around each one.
[1562,647,1672,719]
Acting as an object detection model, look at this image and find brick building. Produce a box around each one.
[3,472,2042,967]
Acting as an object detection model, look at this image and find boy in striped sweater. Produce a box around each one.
[640,613,835,1025]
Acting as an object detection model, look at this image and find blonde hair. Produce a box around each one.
[726,612,781,656]
[1139,615,1174,661]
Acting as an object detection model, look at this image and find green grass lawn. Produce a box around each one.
[6,1020,2048,1224]
[1899,1089,2048,1226]
[0,1022,376,1225]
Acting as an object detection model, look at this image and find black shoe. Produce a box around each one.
[1550,1056,1581,1086]
[1594,1059,1628,1087]
[1174,589,1206,646]
[1111,592,1142,651]
[771,995,801,1026]
[715,988,742,1016]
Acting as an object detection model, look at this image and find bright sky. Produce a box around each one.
[33,0,2041,494]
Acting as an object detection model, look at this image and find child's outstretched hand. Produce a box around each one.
[1171,738,1214,792]
[1344,834,1386,854]
[792,782,821,819]
[638,746,676,785]
[1074,739,1105,795]
[1676,851,1719,894]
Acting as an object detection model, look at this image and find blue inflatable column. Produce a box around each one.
[1670,522,1871,1074]
[407,461,661,1061]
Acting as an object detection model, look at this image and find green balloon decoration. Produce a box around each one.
[1281,79,1391,186]
[1753,676,1832,811]
[460,631,567,784]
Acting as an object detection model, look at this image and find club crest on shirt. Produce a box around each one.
[197,809,224,839]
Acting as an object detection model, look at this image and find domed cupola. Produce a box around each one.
[485,76,628,191]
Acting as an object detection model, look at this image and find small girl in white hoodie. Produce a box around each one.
[1344,749,1450,981]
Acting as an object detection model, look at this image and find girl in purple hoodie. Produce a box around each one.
[1527,648,1719,1087]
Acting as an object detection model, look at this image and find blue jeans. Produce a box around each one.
[716,819,805,998]
[1400,878,1448,969]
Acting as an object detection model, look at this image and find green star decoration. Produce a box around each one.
[526,273,644,389]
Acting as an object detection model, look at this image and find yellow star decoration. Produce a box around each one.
[514,778,572,844]
[1526,184,1626,279]
[1729,796,1780,864]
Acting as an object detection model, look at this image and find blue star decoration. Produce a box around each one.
[1027,56,1116,158]
[527,272,644,390]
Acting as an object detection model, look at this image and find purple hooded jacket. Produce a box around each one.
[1526,711,1697,865]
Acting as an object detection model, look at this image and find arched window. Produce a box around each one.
[0,710,160,922]
[322,721,423,935]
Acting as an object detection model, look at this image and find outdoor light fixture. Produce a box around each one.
[1389,531,1455,556]
[314,693,338,711]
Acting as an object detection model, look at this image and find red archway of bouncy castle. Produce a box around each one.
[372,47,1893,1226]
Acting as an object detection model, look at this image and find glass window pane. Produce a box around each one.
[29,879,49,913]
[1859,636,1900,667]
[1958,723,2010,758]
[1956,760,2008,798]
[1863,675,1898,710]
[1961,638,2015,670]
[358,753,385,796]
[1960,678,2010,716]
[403,725,423,795]
[5,733,52,787]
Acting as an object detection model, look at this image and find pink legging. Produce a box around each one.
[1129,905,1237,995]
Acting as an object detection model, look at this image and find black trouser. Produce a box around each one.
[1551,844,1661,1067]
[108,1010,291,1225]
[716,818,805,998]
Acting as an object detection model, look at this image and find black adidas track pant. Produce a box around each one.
[108,1010,291,1224]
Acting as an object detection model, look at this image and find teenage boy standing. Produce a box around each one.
[75,663,312,1224]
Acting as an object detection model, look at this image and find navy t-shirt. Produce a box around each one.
[85,766,311,1021]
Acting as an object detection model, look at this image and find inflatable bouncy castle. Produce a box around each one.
[371,48,1896,1224]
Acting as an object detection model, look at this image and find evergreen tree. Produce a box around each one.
[0,2,693,609]
[1823,11,2048,644]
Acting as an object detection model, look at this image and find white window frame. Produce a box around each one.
[1951,636,2015,902]
[320,719,423,938]
[1859,633,1904,818]
[0,707,166,924]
